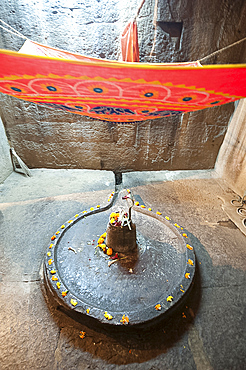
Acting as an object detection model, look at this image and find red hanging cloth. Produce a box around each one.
[120,20,139,62]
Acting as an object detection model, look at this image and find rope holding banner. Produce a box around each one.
[0,19,28,40]
[134,0,146,20]
[198,36,246,63]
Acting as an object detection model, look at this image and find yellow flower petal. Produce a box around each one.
[56,282,61,289]
[86,308,90,314]
[182,233,188,238]
[49,244,54,249]
[48,259,53,265]
[165,216,170,220]
[148,208,152,211]
[104,311,113,320]
[90,207,94,211]
[70,299,78,306]
[186,244,193,250]
[50,269,56,274]
[47,252,51,257]
[99,244,106,252]
[155,304,161,311]
[52,276,58,281]
[167,295,173,302]
[74,214,79,217]
[156,211,162,215]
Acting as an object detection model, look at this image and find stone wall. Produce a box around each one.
[0,116,12,183]
[0,0,246,172]
[216,99,246,197]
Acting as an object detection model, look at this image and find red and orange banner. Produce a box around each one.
[0,40,246,123]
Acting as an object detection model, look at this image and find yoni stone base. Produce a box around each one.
[106,222,137,253]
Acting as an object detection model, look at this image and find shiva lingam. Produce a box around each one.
[105,191,136,253]
[43,187,196,328]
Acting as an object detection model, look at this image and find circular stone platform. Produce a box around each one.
[44,190,195,327]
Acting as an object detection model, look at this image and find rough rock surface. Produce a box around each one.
[216,99,246,196]
[0,0,246,171]
[0,116,12,183]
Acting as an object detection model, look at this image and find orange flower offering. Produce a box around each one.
[186,244,193,250]
[182,233,188,238]
[140,205,146,208]
[107,248,113,256]
[51,235,56,241]
[52,276,58,281]
[50,269,56,274]
[62,290,68,297]
[60,225,65,229]
[156,211,162,215]
[79,331,86,339]
[48,259,53,265]
[55,231,60,235]
[49,244,53,249]
[56,282,61,289]
[155,304,162,311]
[187,259,194,266]
[185,272,191,279]
[120,315,130,325]
[86,308,90,314]
[135,201,139,206]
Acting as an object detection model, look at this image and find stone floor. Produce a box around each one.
[0,169,245,370]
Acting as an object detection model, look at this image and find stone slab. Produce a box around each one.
[0,170,245,369]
